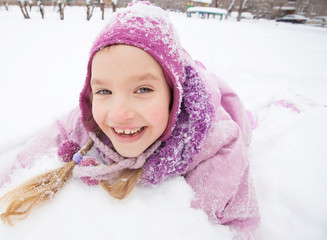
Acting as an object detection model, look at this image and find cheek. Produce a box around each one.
[156,111,169,133]
[148,99,170,131]
[92,102,105,127]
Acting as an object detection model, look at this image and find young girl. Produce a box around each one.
[0,1,259,239]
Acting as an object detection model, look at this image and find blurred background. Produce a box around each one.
[1,0,327,22]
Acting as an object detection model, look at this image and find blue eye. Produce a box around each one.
[136,87,152,94]
[96,89,112,95]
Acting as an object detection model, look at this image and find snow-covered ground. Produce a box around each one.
[1,6,327,240]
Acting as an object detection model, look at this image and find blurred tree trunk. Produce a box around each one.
[28,0,32,11]
[86,0,95,21]
[23,0,30,18]
[111,0,116,12]
[100,0,104,20]
[58,0,64,20]
[37,0,44,19]
[226,0,234,19]
[237,0,244,21]
[268,0,274,19]
[5,1,9,10]
[18,0,30,19]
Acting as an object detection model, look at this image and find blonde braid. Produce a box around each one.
[0,139,94,226]
[0,138,143,225]
[100,168,143,199]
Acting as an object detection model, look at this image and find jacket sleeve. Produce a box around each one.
[0,107,89,188]
[185,113,259,238]
[184,81,260,239]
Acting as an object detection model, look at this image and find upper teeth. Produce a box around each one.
[114,128,142,135]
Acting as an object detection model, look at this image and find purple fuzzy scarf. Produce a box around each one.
[141,65,214,185]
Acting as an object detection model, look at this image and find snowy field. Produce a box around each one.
[1,5,327,240]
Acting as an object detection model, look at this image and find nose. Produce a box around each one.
[107,96,136,124]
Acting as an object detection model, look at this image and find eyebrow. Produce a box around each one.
[91,73,161,85]
[134,73,161,82]
[91,78,107,86]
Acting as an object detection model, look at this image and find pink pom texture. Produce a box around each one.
[57,140,81,163]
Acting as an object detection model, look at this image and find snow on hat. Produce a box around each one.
[80,1,185,141]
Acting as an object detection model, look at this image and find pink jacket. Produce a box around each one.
[185,66,260,238]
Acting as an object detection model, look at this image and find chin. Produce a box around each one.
[116,149,143,158]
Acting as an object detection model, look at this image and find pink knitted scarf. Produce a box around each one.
[72,132,161,180]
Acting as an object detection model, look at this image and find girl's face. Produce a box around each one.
[91,45,171,158]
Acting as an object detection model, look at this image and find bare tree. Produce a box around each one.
[3,0,9,10]
[237,0,244,21]
[100,0,104,20]
[18,0,30,19]
[86,0,95,20]
[57,0,65,20]
[226,0,235,19]
[28,0,33,11]
[37,0,44,19]
[111,0,117,12]
[242,0,248,9]
[86,0,106,21]
[242,0,255,13]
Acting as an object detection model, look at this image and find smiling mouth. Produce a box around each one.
[113,127,144,137]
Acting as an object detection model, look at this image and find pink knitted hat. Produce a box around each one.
[80,1,185,141]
